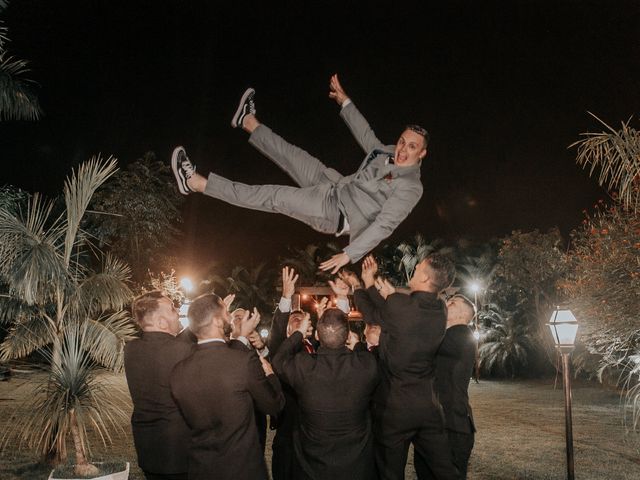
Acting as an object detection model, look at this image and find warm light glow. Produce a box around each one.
[468,281,481,293]
[180,277,194,293]
[259,328,269,339]
[548,307,579,348]
[302,294,309,300]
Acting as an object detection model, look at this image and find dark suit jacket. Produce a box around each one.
[170,340,285,480]
[436,325,477,434]
[124,332,194,475]
[273,331,379,480]
[355,286,447,431]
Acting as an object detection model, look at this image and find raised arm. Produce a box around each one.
[343,182,423,263]
[329,74,384,154]
[268,267,298,354]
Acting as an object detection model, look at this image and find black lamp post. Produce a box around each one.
[547,307,579,480]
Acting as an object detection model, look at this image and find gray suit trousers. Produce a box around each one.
[203,124,341,235]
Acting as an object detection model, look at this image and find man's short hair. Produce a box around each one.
[406,124,430,149]
[132,290,165,329]
[426,253,456,292]
[317,308,349,349]
[188,293,224,336]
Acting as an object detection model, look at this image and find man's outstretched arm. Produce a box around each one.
[329,74,384,155]
[343,183,422,263]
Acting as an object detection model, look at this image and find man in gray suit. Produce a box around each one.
[172,74,427,273]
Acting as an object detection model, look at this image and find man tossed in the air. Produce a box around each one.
[172,74,427,273]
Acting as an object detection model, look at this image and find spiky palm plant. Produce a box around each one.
[0,157,136,464]
[0,1,42,121]
[2,322,130,476]
[571,113,640,212]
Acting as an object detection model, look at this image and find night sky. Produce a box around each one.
[3,1,639,276]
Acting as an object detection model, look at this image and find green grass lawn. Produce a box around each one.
[1,373,638,479]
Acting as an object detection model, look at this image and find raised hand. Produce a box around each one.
[316,296,329,319]
[340,270,362,290]
[345,331,360,351]
[282,266,298,300]
[297,312,312,337]
[222,294,236,311]
[361,255,378,288]
[319,252,350,274]
[329,73,349,106]
[248,330,266,350]
[329,277,350,298]
[236,307,261,338]
[375,277,396,300]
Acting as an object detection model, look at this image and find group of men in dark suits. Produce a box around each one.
[124,252,477,480]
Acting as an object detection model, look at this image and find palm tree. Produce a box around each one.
[0,1,42,121]
[279,242,341,286]
[572,113,640,212]
[395,234,453,286]
[478,305,536,378]
[0,157,136,463]
[2,322,130,476]
[227,261,278,314]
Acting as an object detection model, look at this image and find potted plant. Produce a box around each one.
[0,158,136,475]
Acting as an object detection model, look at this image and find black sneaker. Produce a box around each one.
[231,87,256,128]
[171,146,196,195]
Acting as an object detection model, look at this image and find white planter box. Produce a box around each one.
[48,462,129,480]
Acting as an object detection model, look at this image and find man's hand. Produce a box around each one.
[340,270,362,290]
[320,252,350,274]
[297,312,311,337]
[361,255,378,288]
[375,277,396,300]
[222,294,236,311]
[345,331,359,350]
[316,297,329,320]
[329,277,350,298]
[282,266,298,300]
[235,307,261,338]
[329,74,350,106]
[248,330,266,350]
[259,357,275,376]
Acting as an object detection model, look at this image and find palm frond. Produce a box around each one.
[571,113,640,211]
[0,53,42,121]
[0,314,54,360]
[81,311,137,371]
[0,294,35,325]
[1,324,130,458]
[74,253,132,316]
[0,193,69,304]
[63,157,118,266]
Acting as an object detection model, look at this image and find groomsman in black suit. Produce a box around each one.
[430,294,477,479]
[347,254,460,480]
[124,291,193,480]
[273,308,379,480]
[268,267,317,480]
[170,294,285,480]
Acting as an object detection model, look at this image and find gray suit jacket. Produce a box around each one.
[333,102,423,262]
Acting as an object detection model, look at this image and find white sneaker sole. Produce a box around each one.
[231,87,255,128]
[171,146,190,195]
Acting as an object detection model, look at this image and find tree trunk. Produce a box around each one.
[70,408,99,477]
